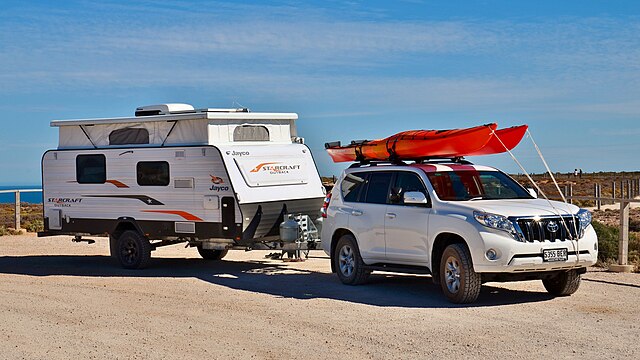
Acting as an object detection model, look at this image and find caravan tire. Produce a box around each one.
[109,235,118,258]
[197,247,228,260]
[116,230,151,269]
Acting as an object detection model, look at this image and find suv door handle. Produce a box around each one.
[351,210,363,216]
[386,213,397,219]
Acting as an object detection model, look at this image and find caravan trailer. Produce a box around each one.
[39,104,325,269]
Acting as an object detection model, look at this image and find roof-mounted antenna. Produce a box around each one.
[232,100,249,112]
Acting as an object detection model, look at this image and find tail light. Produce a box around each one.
[321,193,332,218]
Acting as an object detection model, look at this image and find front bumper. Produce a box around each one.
[472,226,598,274]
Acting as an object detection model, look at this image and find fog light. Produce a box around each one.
[594,242,598,251]
[486,249,498,261]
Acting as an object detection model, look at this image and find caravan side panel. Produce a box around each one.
[42,146,242,240]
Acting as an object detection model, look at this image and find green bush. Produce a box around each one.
[24,219,44,233]
[592,221,618,262]
[592,221,640,265]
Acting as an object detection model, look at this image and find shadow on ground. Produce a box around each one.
[0,255,556,308]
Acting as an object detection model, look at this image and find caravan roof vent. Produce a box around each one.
[135,103,195,117]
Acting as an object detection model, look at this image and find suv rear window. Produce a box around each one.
[341,172,367,202]
[364,172,393,204]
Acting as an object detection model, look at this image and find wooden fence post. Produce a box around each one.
[619,201,630,265]
[14,190,20,230]
[612,181,616,203]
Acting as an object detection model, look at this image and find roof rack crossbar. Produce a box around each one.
[348,157,473,168]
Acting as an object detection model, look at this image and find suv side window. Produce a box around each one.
[392,171,429,206]
[363,172,393,204]
[341,172,367,203]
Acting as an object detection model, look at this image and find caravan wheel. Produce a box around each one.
[117,230,151,269]
[197,246,228,260]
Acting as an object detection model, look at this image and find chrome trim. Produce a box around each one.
[509,215,582,243]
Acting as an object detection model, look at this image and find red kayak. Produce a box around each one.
[464,125,528,156]
[325,124,497,163]
[325,123,527,163]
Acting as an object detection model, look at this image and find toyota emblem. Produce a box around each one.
[546,221,559,233]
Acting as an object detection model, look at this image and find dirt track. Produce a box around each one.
[0,235,638,359]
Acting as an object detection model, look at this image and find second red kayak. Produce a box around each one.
[325,124,528,162]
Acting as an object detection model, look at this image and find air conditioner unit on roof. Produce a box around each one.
[135,103,195,117]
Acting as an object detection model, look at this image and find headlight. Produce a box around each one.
[577,209,592,232]
[474,211,518,238]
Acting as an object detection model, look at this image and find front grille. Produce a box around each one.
[513,216,581,242]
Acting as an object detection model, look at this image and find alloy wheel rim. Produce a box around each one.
[445,256,461,294]
[339,245,355,277]
[121,239,138,265]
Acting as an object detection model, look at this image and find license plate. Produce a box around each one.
[543,248,568,262]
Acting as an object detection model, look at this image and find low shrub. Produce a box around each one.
[592,221,619,262]
[592,221,640,265]
[24,219,44,233]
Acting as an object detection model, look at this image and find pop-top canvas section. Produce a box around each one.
[52,104,299,149]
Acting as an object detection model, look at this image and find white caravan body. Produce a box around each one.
[41,104,325,250]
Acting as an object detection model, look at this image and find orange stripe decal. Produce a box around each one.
[106,180,129,188]
[141,210,203,222]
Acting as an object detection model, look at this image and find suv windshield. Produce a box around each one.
[425,170,532,201]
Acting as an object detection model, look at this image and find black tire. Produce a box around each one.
[333,234,370,285]
[542,270,581,296]
[116,230,151,269]
[439,243,482,304]
[197,246,228,260]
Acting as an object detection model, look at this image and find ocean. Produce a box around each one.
[0,186,43,204]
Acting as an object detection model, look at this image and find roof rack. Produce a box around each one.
[348,157,473,168]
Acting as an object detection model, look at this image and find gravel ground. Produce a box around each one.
[0,235,638,359]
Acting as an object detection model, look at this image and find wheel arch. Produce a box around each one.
[109,218,146,257]
[330,228,357,273]
[111,217,144,240]
[430,232,469,284]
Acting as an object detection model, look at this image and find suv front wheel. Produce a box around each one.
[542,270,581,296]
[334,234,370,285]
[439,243,482,304]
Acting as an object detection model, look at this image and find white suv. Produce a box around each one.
[320,160,598,303]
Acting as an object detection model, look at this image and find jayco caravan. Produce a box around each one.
[39,104,325,268]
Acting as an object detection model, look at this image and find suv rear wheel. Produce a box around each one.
[334,234,370,285]
[439,243,482,304]
[542,270,581,296]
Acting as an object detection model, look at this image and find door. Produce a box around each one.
[341,171,392,262]
[384,171,431,265]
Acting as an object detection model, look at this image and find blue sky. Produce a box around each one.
[1,0,639,185]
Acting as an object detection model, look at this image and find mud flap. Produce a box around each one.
[221,197,236,238]
[265,204,287,237]
[242,205,262,242]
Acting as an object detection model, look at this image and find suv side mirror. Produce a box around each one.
[528,188,538,199]
[404,191,428,206]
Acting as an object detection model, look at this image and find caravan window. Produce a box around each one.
[76,154,106,184]
[233,125,269,141]
[109,128,150,145]
[137,161,170,186]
